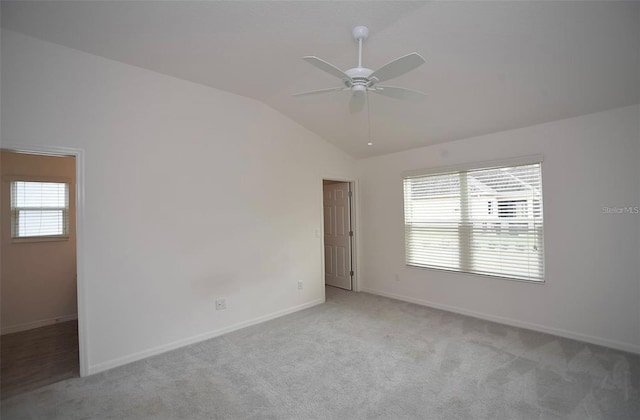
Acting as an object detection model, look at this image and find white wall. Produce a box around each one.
[358,105,640,353]
[1,29,356,373]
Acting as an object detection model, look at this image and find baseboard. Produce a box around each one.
[88,298,325,375]
[1,314,78,335]
[361,287,640,355]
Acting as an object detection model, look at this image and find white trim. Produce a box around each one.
[362,287,640,355]
[88,298,324,375]
[402,154,544,178]
[320,177,360,292]
[1,314,78,335]
[3,175,73,183]
[1,144,88,377]
[353,179,362,292]
[405,264,546,285]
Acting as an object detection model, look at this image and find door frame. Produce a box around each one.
[320,177,360,296]
[2,144,88,377]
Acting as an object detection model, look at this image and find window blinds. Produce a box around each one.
[403,162,544,281]
[11,181,69,238]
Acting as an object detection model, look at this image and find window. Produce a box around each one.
[11,181,69,239]
[403,162,544,281]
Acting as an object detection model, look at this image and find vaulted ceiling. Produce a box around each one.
[2,1,639,158]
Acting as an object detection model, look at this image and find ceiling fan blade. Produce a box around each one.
[349,91,366,114]
[303,56,350,80]
[293,87,345,97]
[371,86,427,101]
[370,53,425,83]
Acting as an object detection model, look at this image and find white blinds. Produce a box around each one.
[11,181,69,238]
[404,162,544,281]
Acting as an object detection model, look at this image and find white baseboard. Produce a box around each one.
[88,298,325,375]
[361,287,640,355]
[1,314,78,335]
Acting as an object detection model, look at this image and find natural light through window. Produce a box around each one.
[403,162,544,281]
[11,181,69,239]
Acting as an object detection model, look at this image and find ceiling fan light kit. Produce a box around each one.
[294,25,427,114]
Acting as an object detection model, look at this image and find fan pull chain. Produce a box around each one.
[366,90,372,145]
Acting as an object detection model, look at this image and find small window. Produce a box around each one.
[404,162,544,282]
[11,181,69,239]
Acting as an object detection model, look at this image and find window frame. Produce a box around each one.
[402,155,545,284]
[8,176,72,243]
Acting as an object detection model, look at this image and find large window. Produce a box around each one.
[11,181,69,239]
[403,161,544,281]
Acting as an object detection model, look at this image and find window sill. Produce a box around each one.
[405,264,545,284]
[12,236,70,244]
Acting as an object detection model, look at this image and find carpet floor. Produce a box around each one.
[2,287,639,419]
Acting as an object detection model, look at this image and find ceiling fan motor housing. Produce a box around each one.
[345,67,376,90]
[346,67,373,78]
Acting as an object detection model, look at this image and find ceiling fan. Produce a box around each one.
[294,26,426,113]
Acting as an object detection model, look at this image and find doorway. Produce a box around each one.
[0,149,82,398]
[323,180,354,290]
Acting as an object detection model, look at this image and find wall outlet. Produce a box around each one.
[298,281,303,290]
[395,274,400,282]
[215,298,227,310]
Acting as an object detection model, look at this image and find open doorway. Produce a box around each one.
[323,180,354,291]
[1,150,79,399]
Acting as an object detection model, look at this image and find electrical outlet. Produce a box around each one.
[395,274,400,282]
[215,298,227,310]
[298,281,303,290]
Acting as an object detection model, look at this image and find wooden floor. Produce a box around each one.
[1,320,79,400]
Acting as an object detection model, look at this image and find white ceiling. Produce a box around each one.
[2,1,639,158]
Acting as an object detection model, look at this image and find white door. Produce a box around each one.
[323,182,352,290]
